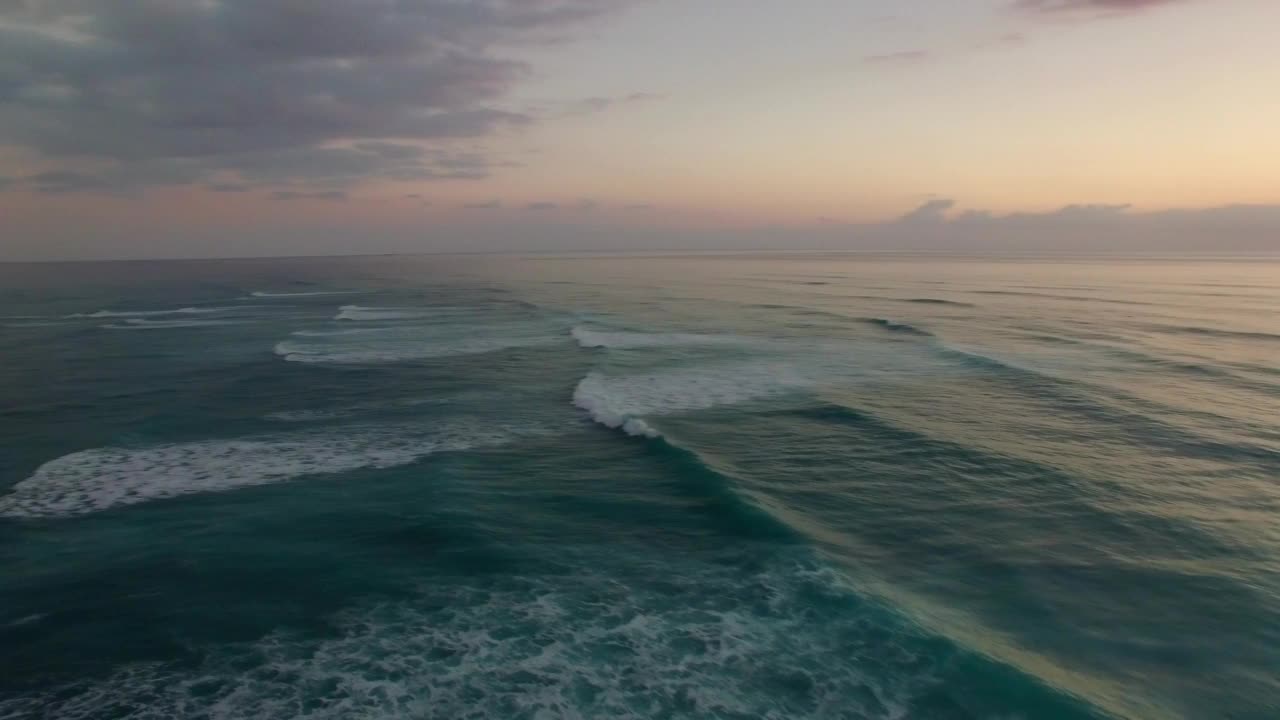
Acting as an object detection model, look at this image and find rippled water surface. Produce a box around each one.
[1,254,1277,719]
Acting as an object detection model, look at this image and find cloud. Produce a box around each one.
[525,202,558,211]
[207,183,250,193]
[1016,0,1188,17]
[866,32,1026,68]
[893,198,1136,229]
[21,170,120,194]
[974,33,1028,50]
[564,92,665,115]
[830,198,1280,252]
[463,199,502,209]
[897,198,956,223]
[271,190,347,202]
[862,50,931,66]
[624,203,655,211]
[0,1,633,193]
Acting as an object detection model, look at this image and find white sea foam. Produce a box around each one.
[264,395,469,422]
[571,325,751,350]
[0,427,509,519]
[0,555,931,720]
[250,290,361,298]
[332,305,495,322]
[333,305,430,322]
[101,318,246,330]
[277,314,559,364]
[573,375,659,437]
[263,409,355,422]
[3,613,46,628]
[68,307,230,319]
[275,334,555,364]
[290,328,387,338]
[573,364,810,437]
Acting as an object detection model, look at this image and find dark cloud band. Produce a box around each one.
[0,0,632,193]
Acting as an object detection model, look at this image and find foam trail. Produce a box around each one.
[291,328,387,338]
[102,319,245,330]
[264,409,354,422]
[333,305,437,322]
[67,307,230,319]
[0,427,510,518]
[331,305,490,322]
[571,325,751,349]
[274,333,555,364]
[3,614,45,628]
[250,290,361,298]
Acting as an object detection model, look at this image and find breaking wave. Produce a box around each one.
[573,364,810,438]
[0,426,512,519]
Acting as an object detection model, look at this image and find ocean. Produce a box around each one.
[0,254,1276,719]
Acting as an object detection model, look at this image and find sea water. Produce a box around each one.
[1,254,1277,719]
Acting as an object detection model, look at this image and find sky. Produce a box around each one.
[1,0,1279,260]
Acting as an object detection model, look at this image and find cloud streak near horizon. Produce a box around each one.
[799,197,1280,252]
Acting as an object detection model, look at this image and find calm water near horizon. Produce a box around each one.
[1,254,1277,719]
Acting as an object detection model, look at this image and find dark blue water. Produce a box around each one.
[1,255,1277,719]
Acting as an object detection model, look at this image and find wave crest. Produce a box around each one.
[573,364,809,438]
[573,372,659,437]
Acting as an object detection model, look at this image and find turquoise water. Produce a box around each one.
[1,255,1277,719]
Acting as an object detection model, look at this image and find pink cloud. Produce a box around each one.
[1018,0,1187,14]
[862,50,931,66]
